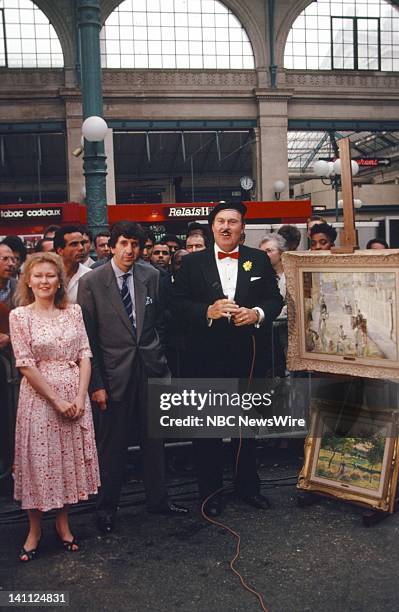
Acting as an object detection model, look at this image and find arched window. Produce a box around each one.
[0,0,63,68]
[101,0,254,69]
[284,0,399,71]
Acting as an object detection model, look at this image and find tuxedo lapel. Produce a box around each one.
[234,247,251,305]
[201,249,225,299]
[102,262,136,339]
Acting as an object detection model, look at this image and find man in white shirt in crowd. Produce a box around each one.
[82,228,95,268]
[54,225,91,303]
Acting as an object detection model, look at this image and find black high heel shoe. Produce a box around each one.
[54,526,79,552]
[19,535,42,562]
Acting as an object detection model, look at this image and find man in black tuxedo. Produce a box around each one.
[173,202,283,516]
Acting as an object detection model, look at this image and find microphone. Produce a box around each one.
[211,281,231,323]
[211,281,224,297]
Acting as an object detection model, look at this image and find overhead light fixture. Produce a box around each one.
[313,157,360,221]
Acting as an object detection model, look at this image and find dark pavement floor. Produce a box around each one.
[1,450,399,612]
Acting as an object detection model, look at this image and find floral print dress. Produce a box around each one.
[9,303,100,511]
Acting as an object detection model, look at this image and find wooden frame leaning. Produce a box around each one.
[298,399,399,512]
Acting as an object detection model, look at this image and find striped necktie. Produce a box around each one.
[120,273,136,334]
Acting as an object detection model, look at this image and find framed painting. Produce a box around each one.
[298,399,399,511]
[283,250,399,379]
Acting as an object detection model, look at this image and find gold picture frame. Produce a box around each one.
[283,250,399,379]
[298,399,399,512]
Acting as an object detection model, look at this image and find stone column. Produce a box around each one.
[104,128,116,205]
[256,92,291,201]
[65,99,84,203]
[251,127,262,201]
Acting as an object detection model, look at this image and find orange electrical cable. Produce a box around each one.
[201,335,269,612]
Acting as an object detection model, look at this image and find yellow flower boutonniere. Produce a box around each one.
[243,260,252,272]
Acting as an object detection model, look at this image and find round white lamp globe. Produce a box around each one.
[327,161,335,176]
[273,180,286,193]
[313,160,330,177]
[338,198,362,208]
[333,159,342,175]
[333,158,359,177]
[82,116,108,142]
[351,160,359,176]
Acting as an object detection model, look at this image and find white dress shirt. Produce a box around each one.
[84,256,95,268]
[67,263,91,303]
[210,244,264,327]
[214,244,239,300]
[111,258,136,326]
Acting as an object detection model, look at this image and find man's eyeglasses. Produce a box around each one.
[0,255,17,264]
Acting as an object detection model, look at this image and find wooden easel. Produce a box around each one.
[331,137,358,254]
[297,141,399,524]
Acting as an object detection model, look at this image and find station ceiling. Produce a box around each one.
[0,128,398,202]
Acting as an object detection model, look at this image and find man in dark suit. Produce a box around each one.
[77,221,187,533]
[0,242,17,348]
[0,241,18,490]
[173,202,283,516]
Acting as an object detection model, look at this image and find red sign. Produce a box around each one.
[355,158,391,167]
[0,200,312,235]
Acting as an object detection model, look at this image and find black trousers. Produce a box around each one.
[192,333,264,501]
[96,358,167,514]
[194,437,260,500]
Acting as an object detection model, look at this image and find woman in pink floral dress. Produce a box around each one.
[9,252,100,561]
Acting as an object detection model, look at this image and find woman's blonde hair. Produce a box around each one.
[15,252,68,308]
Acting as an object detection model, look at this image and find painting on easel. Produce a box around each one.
[303,270,396,361]
[284,250,399,379]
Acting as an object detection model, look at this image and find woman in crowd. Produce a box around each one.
[259,232,288,317]
[309,222,337,250]
[306,215,327,237]
[9,252,100,562]
[366,238,389,249]
[259,233,289,377]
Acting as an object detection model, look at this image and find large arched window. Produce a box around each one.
[101,0,254,69]
[0,0,63,68]
[284,0,399,71]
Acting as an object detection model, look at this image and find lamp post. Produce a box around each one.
[313,159,359,222]
[77,0,108,234]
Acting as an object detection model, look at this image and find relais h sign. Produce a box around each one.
[167,206,214,218]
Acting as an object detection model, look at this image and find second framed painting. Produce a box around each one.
[283,250,399,379]
[298,398,399,512]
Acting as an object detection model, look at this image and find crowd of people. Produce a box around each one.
[0,209,391,562]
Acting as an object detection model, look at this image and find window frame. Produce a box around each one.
[331,15,381,71]
[0,2,63,69]
[0,8,7,67]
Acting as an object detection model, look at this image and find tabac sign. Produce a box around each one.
[0,206,62,222]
